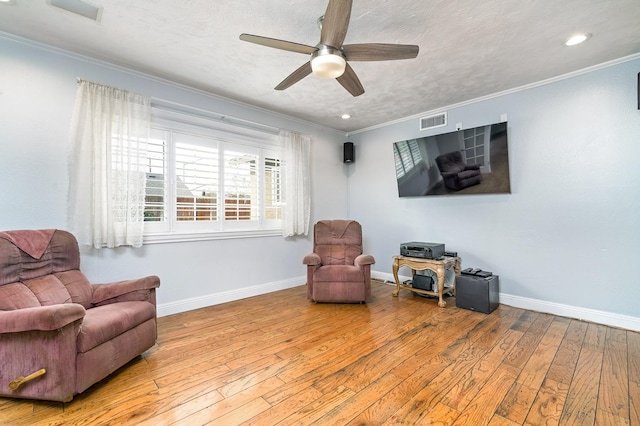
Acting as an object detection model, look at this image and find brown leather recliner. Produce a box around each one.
[303,220,375,303]
[0,229,160,402]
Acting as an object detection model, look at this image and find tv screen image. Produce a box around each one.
[393,121,510,197]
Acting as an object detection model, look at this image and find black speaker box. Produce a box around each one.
[456,274,499,314]
[412,274,434,291]
[343,142,355,163]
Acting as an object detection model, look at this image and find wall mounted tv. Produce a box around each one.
[393,121,510,197]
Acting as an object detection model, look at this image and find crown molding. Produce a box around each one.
[348,52,640,136]
[0,31,345,137]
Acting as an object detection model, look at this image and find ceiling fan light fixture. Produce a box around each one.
[311,47,346,79]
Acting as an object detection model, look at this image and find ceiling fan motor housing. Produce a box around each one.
[311,46,346,79]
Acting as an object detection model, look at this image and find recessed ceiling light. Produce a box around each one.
[565,33,591,46]
[341,114,351,120]
[0,0,16,5]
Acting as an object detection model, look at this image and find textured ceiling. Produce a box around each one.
[1,0,640,132]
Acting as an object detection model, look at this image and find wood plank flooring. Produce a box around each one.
[1,280,639,425]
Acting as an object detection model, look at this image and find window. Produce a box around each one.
[143,107,282,241]
[394,139,423,179]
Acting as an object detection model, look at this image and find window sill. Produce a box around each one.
[143,229,282,244]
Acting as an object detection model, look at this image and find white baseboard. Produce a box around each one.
[157,276,304,317]
[372,270,640,331]
[372,270,410,283]
[158,272,640,332]
[499,293,640,332]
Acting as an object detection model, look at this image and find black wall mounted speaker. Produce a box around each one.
[344,142,355,163]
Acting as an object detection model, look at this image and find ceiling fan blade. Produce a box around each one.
[275,62,313,90]
[343,43,419,61]
[336,63,364,97]
[240,34,317,55]
[320,0,352,48]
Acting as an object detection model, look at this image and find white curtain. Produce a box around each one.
[68,80,151,248]
[279,130,311,237]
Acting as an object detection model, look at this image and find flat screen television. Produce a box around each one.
[393,121,510,197]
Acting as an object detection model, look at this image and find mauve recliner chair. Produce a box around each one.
[0,229,160,402]
[303,220,375,303]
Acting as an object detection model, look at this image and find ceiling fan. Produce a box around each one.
[239,0,419,97]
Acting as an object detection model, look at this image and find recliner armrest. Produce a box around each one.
[463,164,481,171]
[302,253,322,266]
[355,254,376,268]
[91,275,160,305]
[0,304,86,334]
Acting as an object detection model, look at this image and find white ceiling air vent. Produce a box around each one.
[420,112,447,131]
[48,0,102,21]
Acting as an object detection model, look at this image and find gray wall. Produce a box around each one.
[0,35,349,315]
[347,57,640,328]
[2,33,639,329]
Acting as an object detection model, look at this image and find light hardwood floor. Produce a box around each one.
[1,280,639,425]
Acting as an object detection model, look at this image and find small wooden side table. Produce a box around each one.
[392,255,461,307]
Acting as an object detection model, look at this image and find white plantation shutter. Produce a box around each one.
[142,109,282,238]
[176,140,219,222]
[224,149,258,221]
[144,135,167,222]
[264,156,282,221]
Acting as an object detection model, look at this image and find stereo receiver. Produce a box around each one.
[400,242,445,259]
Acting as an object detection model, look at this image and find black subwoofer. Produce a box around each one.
[456,274,499,314]
[412,274,434,291]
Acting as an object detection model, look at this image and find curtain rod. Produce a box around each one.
[75,79,282,135]
[150,97,280,135]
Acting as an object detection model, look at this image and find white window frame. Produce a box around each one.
[143,106,282,244]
